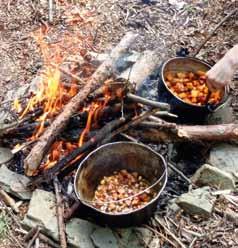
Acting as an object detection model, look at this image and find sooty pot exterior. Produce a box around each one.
[74,142,167,227]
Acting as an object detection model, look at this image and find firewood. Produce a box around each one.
[27,117,127,186]
[24,32,138,176]
[126,93,170,110]
[127,123,238,142]
[53,178,67,248]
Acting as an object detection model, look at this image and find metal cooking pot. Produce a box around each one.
[74,142,167,227]
[158,57,229,123]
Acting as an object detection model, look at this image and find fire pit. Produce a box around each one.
[74,142,167,227]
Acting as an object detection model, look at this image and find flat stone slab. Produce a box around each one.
[0,164,32,200]
[208,143,238,177]
[22,189,96,248]
[0,148,13,165]
[206,100,234,125]
[91,228,118,248]
[191,164,235,190]
[176,187,215,218]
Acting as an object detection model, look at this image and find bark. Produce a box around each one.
[24,32,138,176]
[127,123,238,142]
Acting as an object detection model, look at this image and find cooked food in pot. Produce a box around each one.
[93,169,156,213]
[165,70,222,105]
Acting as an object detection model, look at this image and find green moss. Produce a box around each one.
[0,213,9,240]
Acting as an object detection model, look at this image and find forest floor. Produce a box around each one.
[0,0,238,247]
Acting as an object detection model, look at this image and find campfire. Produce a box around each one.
[1,2,238,247]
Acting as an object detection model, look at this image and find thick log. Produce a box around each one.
[120,50,162,90]
[127,123,238,142]
[27,117,127,187]
[24,32,138,176]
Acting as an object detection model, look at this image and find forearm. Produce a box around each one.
[223,44,238,71]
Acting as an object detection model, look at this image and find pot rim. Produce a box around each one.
[161,56,228,109]
[74,141,168,216]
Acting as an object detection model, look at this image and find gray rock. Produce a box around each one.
[23,189,97,248]
[22,189,58,240]
[66,218,96,248]
[208,143,238,177]
[0,148,13,165]
[4,84,30,103]
[134,228,154,247]
[114,228,143,248]
[176,187,215,218]
[0,165,32,200]
[91,227,118,248]
[206,100,234,125]
[191,164,235,190]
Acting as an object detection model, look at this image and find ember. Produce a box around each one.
[93,169,156,213]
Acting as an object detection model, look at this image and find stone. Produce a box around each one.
[176,187,215,218]
[91,227,118,248]
[0,165,32,200]
[191,164,235,190]
[66,218,96,248]
[134,228,154,247]
[0,148,13,165]
[4,84,30,103]
[208,143,238,177]
[206,99,234,125]
[22,189,97,248]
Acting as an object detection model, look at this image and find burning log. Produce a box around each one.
[28,117,127,186]
[24,32,138,176]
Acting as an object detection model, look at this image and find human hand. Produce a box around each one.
[206,45,238,91]
[206,58,234,91]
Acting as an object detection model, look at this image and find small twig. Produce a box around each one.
[168,162,192,185]
[53,178,67,248]
[154,216,187,248]
[64,201,81,221]
[38,233,60,248]
[27,227,40,248]
[144,225,178,248]
[23,226,39,243]
[194,8,238,56]
[0,188,19,213]
[48,0,53,24]
[126,93,170,111]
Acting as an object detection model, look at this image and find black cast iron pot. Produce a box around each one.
[74,142,167,227]
[157,57,229,124]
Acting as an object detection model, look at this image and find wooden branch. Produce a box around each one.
[194,8,238,56]
[0,188,19,213]
[53,178,67,248]
[101,108,159,144]
[127,123,238,143]
[26,227,40,248]
[64,202,81,221]
[126,93,170,110]
[24,32,138,176]
[28,117,127,186]
[121,50,162,90]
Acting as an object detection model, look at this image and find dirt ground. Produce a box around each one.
[0,0,238,247]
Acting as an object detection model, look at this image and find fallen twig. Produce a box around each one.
[126,93,170,110]
[26,227,40,248]
[53,178,67,248]
[154,216,187,248]
[0,188,19,213]
[194,8,238,56]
